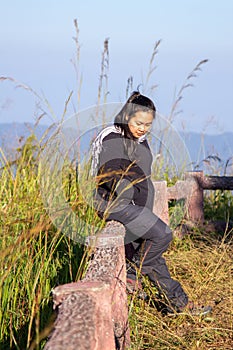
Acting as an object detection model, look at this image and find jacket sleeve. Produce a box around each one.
[97,134,137,203]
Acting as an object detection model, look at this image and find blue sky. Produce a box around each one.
[1,0,233,133]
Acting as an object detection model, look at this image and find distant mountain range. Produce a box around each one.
[180,131,233,169]
[0,122,232,174]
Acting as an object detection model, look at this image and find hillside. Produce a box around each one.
[0,122,232,173]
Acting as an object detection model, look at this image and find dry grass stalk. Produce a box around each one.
[169,59,209,124]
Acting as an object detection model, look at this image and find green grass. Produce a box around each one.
[0,129,232,350]
[204,189,233,223]
[0,134,92,349]
[0,22,232,348]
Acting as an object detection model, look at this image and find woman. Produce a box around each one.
[91,91,211,315]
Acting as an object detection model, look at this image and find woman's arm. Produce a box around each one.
[97,133,136,203]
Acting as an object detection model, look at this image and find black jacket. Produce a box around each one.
[96,132,154,210]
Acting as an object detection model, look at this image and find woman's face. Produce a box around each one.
[127,111,154,138]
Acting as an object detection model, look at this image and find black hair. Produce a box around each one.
[114,91,156,160]
[114,91,156,139]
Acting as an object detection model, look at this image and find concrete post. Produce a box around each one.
[84,221,129,349]
[184,171,204,223]
[44,281,115,350]
[153,181,169,224]
[44,221,129,350]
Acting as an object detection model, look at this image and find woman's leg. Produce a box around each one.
[107,203,188,311]
[136,220,188,310]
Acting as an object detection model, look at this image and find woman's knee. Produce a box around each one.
[152,219,173,243]
[144,223,172,247]
[164,230,173,246]
[155,230,173,254]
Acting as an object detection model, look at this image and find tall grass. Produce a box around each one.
[0,19,232,349]
[0,132,94,349]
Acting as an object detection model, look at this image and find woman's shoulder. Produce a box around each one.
[102,132,122,142]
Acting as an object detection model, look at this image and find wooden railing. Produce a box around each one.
[153,171,233,224]
[44,221,130,350]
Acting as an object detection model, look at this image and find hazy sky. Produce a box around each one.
[1,0,233,134]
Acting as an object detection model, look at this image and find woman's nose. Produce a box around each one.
[138,124,145,131]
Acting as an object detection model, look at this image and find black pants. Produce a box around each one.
[107,203,188,310]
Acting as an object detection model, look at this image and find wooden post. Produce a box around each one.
[153,181,169,224]
[184,171,204,223]
[84,221,129,349]
[153,172,233,226]
[44,221,129,350]
[44,281,116,350]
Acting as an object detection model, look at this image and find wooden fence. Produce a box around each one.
[44,171,233,349]
[153,171,233,224]
[44,221,129,350]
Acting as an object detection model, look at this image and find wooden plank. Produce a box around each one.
[201,176,233,190]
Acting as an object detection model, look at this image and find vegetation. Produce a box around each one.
[0,19,232,350]
[128,226,233,349]
[0,135,86,349]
